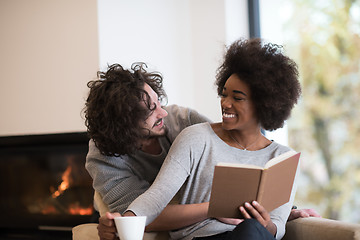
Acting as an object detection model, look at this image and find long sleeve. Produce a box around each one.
[85,140,160,213]
[126,154,191,225]
[125,123,211,225]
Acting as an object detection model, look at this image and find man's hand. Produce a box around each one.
[98,212,121,240]
[287,208,321,221]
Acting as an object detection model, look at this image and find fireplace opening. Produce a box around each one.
[0,132,97,238]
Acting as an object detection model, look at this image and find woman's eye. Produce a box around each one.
[234,97,244,101]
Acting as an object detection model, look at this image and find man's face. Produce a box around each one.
[140,83,168,138]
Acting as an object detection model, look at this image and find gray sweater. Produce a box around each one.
[85,105,210,213]
[127,122,297,240]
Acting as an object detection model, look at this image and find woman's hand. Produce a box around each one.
[216,217,244,225]
[239,201,277,236]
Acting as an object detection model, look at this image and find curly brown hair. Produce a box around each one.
[215,38,301,131]
[84,63,167,156]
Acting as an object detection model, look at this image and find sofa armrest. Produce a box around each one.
[72,223,169,240]
[72,223,99,240]
[283,217,360,240]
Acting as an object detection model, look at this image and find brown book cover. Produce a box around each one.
[208,151,300,218]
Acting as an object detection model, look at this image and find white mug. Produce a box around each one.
[114,216,147,240]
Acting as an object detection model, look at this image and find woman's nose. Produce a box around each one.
[221,98,232,109]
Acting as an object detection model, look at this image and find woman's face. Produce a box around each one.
[220,74,259,131]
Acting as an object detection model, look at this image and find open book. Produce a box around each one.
[208,151,300,218]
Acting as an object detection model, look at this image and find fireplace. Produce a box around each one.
[0,132,97,239]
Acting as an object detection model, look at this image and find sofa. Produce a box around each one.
[72,192,360,240]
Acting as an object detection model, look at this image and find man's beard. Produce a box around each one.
[143,124,168,139]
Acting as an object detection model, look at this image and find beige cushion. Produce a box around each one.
[72,223,169,240]
[72,223,99,240]
[283,217,360,240]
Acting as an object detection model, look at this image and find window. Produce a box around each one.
[260,0,360,222]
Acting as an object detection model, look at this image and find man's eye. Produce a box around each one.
[151,102,157,110]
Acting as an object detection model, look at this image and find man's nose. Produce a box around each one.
[157,106,168,118]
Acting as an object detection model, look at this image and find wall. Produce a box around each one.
[0,0,248,136]
[97,0,249,122]
[0,0,99,136]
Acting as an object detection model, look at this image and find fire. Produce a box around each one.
[69,203,93,215]
[41,205,57,214]
[44,160,94,216]
[52,166,72,198]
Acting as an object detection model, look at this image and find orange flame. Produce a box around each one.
[46,163,94,215]
[52,166,71,198]
[69,203,93,215]
[41,205,57,214]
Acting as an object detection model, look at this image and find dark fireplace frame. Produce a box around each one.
[0,132,97,239]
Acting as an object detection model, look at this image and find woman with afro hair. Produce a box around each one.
[120,38,302,240]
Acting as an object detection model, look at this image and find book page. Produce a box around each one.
[264,150,297,168]
[216,162,263,170]
[257,152,300,212]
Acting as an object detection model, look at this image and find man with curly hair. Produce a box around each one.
[84,63,214,239]
[84,59,319,240]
